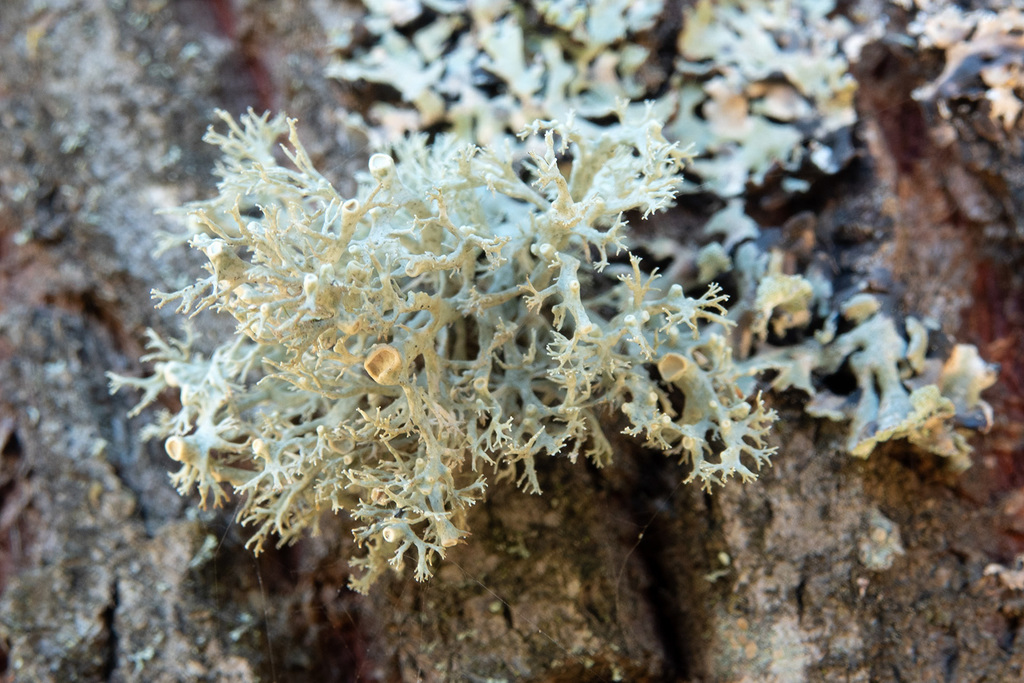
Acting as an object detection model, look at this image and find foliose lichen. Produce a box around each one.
[331,0,860,195]
[910,3,1024,132]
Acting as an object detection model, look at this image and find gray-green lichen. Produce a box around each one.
[859,508,905,571]
[669,0,858,195]
[331,0,860,195]
[111,107,778,591]
[110,0,999,590]
[734,275,996,470]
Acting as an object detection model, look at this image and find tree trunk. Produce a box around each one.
[1,1,1022,681]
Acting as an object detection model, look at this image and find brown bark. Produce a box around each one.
[1,1,1022,681]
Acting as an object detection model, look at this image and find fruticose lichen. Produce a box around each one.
[111,0,999,590]
[112,107,779,591]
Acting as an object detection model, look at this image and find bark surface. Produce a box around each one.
[1,1,1022,681]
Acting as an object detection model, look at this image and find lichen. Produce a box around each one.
[911,4,1024,132]
[110,1,998,590]
[328,0,664,145]
[111,107,778,591]
[669,0,858,195]
[331,0,860,196]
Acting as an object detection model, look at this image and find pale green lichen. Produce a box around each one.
[328,0,663,145]
[110,1,1000,590]
[735,280,996,470]
[751,267,814,341]
[112,107,779,591]
[332,0,860,196]
[669,0,858,195]
[699,199,996,469]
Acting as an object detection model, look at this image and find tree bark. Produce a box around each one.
[1,1,1022,681]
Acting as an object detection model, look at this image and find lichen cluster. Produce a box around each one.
[331,0,859,195]
[111,0,998,589]
[112,107,779,590]
[910,3,1024,132]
